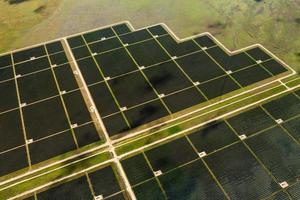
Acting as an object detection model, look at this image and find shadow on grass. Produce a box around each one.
[5,0,31,5]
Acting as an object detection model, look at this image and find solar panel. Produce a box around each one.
[0,23,295,198]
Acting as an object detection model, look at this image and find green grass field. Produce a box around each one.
[0,0,60,53]
[0,0,300,72]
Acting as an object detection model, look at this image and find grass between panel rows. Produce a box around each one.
[115,84,287,155]
[113,80,281,148]
[0,140,105,184]
[2,77,299,199]
[286,77,300,88]
[121,75,287,138]
[0,151,111,200]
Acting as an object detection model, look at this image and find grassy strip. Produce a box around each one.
[3,79,297,199]
[286,77,300,88]
[113,79,282,140]
[282,74,299,83]
[115,81,281,148]
[115,85,286,155]
[0,143,106,190]
[0,152,111,199]
[0,140,105,183]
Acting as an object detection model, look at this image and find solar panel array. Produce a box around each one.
[0,22,291,181]
[67,23,289,138]
[0,41,101,177]
[22,88,300,200]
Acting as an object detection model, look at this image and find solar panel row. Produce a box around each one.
[23,165,126,200]
[120,88,300,200]
[66,23,289,137]
[21,88,300,200]
[0,22,291,179]
[0,41,101,177]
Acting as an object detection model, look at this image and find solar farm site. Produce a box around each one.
[0,21,299,200]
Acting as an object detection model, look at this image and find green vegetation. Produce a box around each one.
[115,84,287,155]
[1,0,300,72]
[1,76,299,200]
[0,151,111,199]
[286,77,300,88]
[1,78,298,198]
[0,140,105,184]
[0,0,61,52]
[116,81,282,146]
[1,1,300,198]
